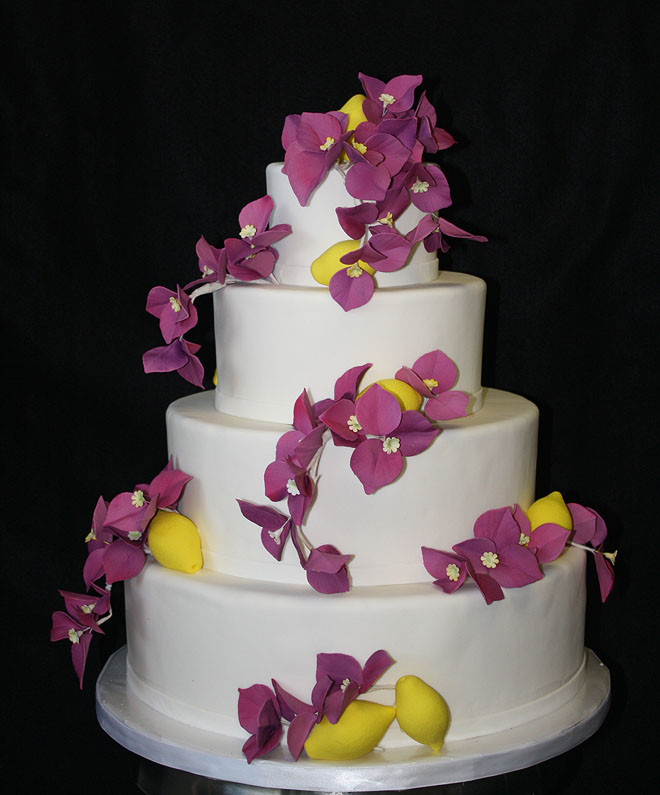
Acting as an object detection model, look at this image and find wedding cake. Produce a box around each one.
[52,73,614,776]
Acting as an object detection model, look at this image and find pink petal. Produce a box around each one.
[287,711,318,761]
[305,544,351,594]
[421,547,467,593]
[412,349,458,392]
[494,544,543,588]
[355,383,401,436]
[320,398,360,442]
[238,684,279,734]
[345,162,390,201]
[528,523,570,563]
[236,500,289,531]
[271,679,313,722]
[102,538,146,583]
[336,204,379,239]
[473,506,521,548]
[71,630,93,689]
[292,389,316,434]
[350,437,403,494]
[283,143,329,206]
[148,468,192,509]
[594,550,615,602]
[361,650,395,691]
[260,521,291,561]
[238,195,274,235]
[424,390,469,420]
[329,266,375,311]
[396,410,440,457]
[334,363,372,401]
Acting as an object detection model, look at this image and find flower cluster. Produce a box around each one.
[422,500,616,605]
[142,196,291,385]
[238,350,468,593]
[50,460,192,686]
[282,73,487,310]
[238,650,394,763]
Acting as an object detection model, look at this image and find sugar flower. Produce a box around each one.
[145,285,198,344]
[396,349,469,421]
[237,684,283,764]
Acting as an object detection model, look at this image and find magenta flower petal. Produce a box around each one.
[367,228,413,272]
[493,545,543,588]
[238,684,283,763]
[336,204,379,239]
[345,162,391,201]
[238,195,274,236]
[358,73,422,114]
[320,398,361,444]
[102,537,146,583]
[594,548,615,602]
[356,383,401,436]
[528,522,570,563]
[396,410,440,456]
[283,144,329,206]
[329,266,375,311]
[465,561,505,605]
[271,680,313,722]
[334,363,372,401]
[194,235,226,284]
[148,466,192,509]
[264,460,294,502]
[83,547,106,589]
[408,164,452,213]
[323,682,360,724]
[70,630,93,689]
[361,649,395,691]
[304,544,351,594]
[292,389,317,434]
[473,506,521,548]
[287,710,319,760]
[394,366,434,399]
[422,547,467,593]
[236,500,289,531]
[316,652,363,688]
[568,502,608,547]
[424,390,469,420]
[143,339,204,387]
[146,285,198,344]
[411,349,458,392]
[350,437,403,494]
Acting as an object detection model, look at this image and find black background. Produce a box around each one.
[4,1,658,792]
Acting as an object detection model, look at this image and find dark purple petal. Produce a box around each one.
[71,630,93,689]
[316,653,363,688]
[394,366,434,399]
[323,681,360,724]
[83,547,107,589]
[227,247,277,282]
[271,679,313,722]
[236,500,289,530]
[305,545,351,594]
[283,143,330,206]
[329,266,375,311]
[260,520,291,560]
[264,460,295,502]
[367,228,413,272]
[320,398,361,443]
[408,164,452,212]
[292,389,316,434]
[345,162,390,201]
[350,437,403,494]
[237,684,281,734]
[568,503,608,547]
[465,561,505,605]
[148,467,192,509]
[452,537,495,575]
[336,204,379,239]
[491,544,542,588]
[594,548,615,602]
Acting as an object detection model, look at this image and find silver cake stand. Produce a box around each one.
[96,645,610,793]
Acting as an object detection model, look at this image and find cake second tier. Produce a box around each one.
[168,387,538,587]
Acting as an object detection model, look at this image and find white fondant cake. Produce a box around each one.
[123,150,595,760]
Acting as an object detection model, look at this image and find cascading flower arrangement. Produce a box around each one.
[282,72,487,310]
[50,460,195,686]
[142,196,291,386]
[422,494,616,605]
[238,349,469,593]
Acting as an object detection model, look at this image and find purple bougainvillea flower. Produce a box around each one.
[421,547,467,593]
[415,91,456,153]
[271,680,318,761]
[350,384,439,494]
[319,397,365,447]
[282,111,349,205]
[343,125,411,202]
[358,73,422,119]
[51,586,111,688]
[237,684,283,764]
[304,544,352,594]
[336,202,380,240]
[594,547,615,602]
[328,262,375,311]
[406,163,452,213]
[359,225,414,273]
[396,349,469,421]
[313,649,394,723]
[237,500,291,561]
[567,502,614,601]
[512,504,570,564]
[146,285,199,345]
[192,235,227,286]
[453,507,542,603]
[237,196,291,248]
[142,337,204,387]
[423,216,488,255]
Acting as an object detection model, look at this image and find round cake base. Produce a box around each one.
[96,646,610,792]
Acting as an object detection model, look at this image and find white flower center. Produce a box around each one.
[519,532,530,547]
[481,551,499,569]
[446,563,461,582]
[423,378,439,390]
[128,530,143,541]
[169,296,182,312]
[268,526,285,546]
[80,603,96,615]
[240,224,257,239]
[378,211,394,227]
[131,490,145,508]
[68,628,82,644]
[347,415,362,433]
[382,436,401,455]
[85,528,96,543]
[340,677,352,692]
[286,478,300,496]
[412,178,430,194]
[379,92,395,107]
[346,263,363,278]
[320,136,335,151]
[201,263,214,277]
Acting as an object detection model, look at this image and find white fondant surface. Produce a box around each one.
[169,387,538,586]
[214,272,486,423]
[267,163,439,287]
[125,547,586,751]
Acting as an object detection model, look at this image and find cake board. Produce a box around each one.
[96,645,610,792]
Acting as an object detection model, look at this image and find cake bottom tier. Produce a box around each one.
[125,547,587,751]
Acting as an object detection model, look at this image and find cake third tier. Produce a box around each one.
[168,387,538,587]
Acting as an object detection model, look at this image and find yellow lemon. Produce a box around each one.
[147,509,203,574]
[526,491,573,532]
[338,93,368,131]
[395,675,450,752]
[358,379,423,412]
[213,369,217,386]
[311,240,375,286]
[304,700,396,760]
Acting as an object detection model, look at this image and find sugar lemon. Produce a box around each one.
[338,93,368,132]
[395,675,450,752]
[358,379,423,412]
[526,491,572,532]
[147,509,203,574]
[304,699,396,760]
[311,240,375,286]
